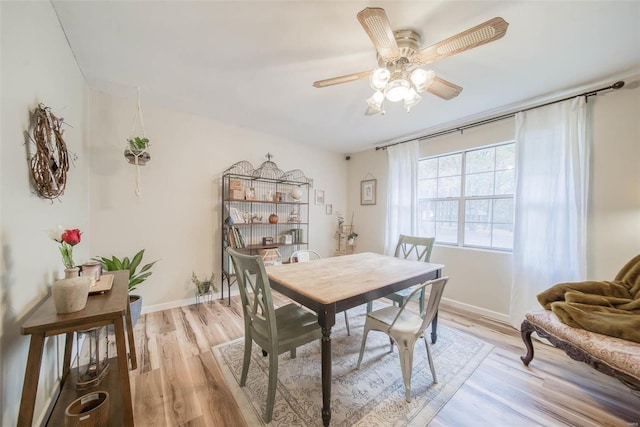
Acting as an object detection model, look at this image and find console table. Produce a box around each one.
[18,270,137,426]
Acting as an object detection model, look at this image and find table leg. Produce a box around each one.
[319,308,336,426]
[17,333,45,427]
[125,302,138,370]
[113,316,135,426]
[62,331,74,381]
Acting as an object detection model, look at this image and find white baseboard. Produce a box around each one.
[142,289,509,326]
[440,296,511,324]
[141,288,240,314]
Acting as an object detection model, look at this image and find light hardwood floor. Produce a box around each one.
[127,295,639,426]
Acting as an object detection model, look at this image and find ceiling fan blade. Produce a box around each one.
[313,71,371,88]
[412,17,509,65]
[357,7,401,62]
[427,76,463,100]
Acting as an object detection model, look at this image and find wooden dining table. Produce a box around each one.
[266,252,444,426]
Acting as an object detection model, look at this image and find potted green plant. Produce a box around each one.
[93,249,157,326]
[191,272,217,294]
[124,136,151,165]
[347,231,358,245]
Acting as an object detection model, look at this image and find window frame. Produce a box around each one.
[417,141,516,252]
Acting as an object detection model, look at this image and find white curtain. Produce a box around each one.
[509,97,588,328]
[385,140,419,255]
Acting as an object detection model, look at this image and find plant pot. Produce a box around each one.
[197,282,212,294]
[124,149,150,165]
[129,295,142,326]
[65,391,109,427]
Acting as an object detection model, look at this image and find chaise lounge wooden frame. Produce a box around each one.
[520,310,640,393]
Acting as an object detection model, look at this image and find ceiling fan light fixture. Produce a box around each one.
[370,68,391,90]
[410,69,435,92]
[384,78,410,102]
[365,91,385,116]
[404,88,421,112]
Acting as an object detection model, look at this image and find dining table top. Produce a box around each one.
[266,252,444,305]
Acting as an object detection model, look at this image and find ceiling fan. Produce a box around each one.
[313,8,509,115]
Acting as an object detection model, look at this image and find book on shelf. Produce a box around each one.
[227,226,246,249]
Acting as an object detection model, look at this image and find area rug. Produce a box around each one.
[212,306,493,426]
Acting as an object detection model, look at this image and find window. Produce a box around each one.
[417,142,515,250]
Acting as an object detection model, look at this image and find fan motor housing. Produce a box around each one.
[377,29,421,66]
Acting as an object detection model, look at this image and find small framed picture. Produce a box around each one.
[325,204,332,215]
[360,179,377,205]
[229,207,244,223]
[315,189,325,205]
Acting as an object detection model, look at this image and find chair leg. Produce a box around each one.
[290,348,296,359]
[423,337,437,383]
[398,342,415,402]
[356,325,371,369]
[344,311,350,336]
[240,337,252,386]
[265,351,279,423]
[366,301,373,313]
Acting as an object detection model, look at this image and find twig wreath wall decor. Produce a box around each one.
[28,103,74,200]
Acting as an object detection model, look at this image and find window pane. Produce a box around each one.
[418,178,437,198]
[419,158,438,179]
[496,144,515,171]
[465,172,494,196]
[436,200,458,222]
[418,200,436,221]
[437,176,461,198]
[436,222,458,244]
[464,223,491,246]
[495,169,515,195]
[438,154,462,177]
[465,147,495,174]
[465,199,491,223]
[418,221,435,238]
[493,199,513,224]
[492,223,513,249]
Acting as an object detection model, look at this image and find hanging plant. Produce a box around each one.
[28,104,73,200]
[124,136,151,165]
[125,87,151,197]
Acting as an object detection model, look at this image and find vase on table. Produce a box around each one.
[53,267,90,314]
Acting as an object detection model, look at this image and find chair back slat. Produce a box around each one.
[290,249,321,263]
[394,235,435,262]
[392,277,449,334]
[227,248,278,341]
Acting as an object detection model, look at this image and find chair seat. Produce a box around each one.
[275,304,321,349]
[368,306,423,335]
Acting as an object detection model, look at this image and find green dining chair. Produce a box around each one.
[290,249,351,336]
[227,248,321,423]
[357,276,449,402]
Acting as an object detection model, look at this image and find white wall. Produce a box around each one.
[1,2,89,425]
[348,76,640,321]
[88,91,347,311]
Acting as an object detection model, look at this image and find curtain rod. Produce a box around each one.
[375,80,625,151]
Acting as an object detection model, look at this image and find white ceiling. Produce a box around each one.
[52,1,640,154]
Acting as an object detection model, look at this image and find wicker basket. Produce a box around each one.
[65,391,109,427]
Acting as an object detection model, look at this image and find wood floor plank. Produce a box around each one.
[127,295,640,426]
[133,369,169,427]
[157,333,202,425]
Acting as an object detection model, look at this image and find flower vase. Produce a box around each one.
[52,273,90,314]
[65,267,80,278]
